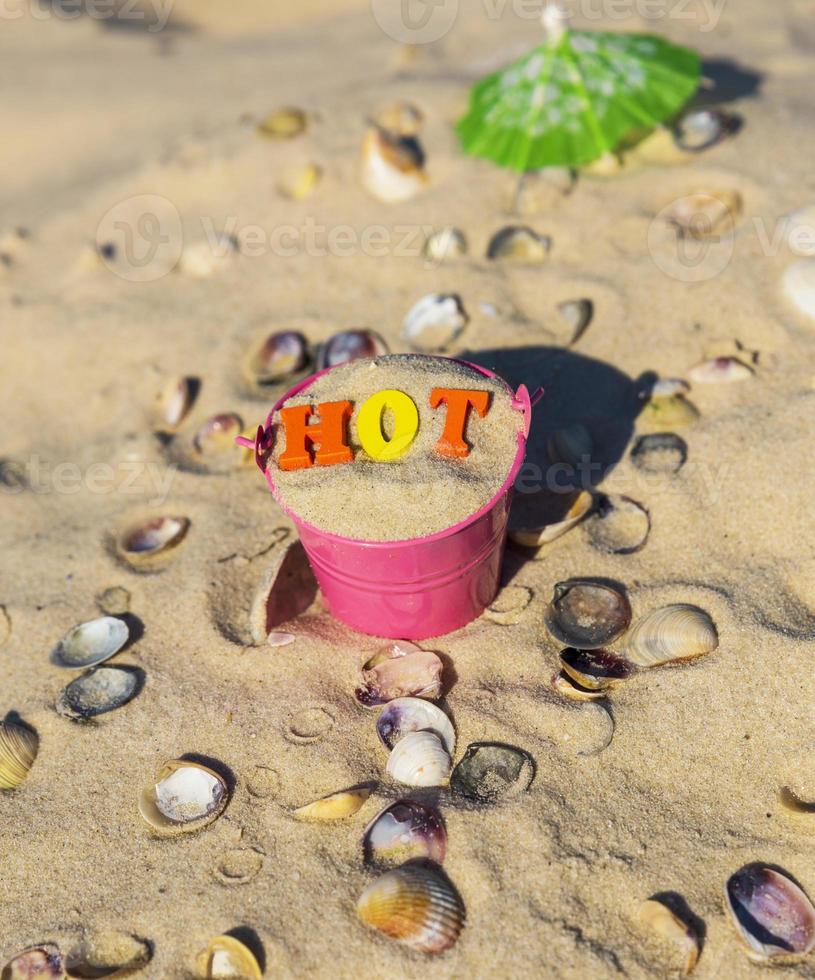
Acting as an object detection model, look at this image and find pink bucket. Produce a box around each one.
[241,358,541,640]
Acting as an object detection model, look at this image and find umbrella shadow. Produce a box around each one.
[696,58,763,107]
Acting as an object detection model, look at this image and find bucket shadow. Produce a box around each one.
[461,345,646,522]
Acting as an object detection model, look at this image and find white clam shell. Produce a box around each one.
[386,730,451,787]
[360,128,427,204]
[687,357,753,384]
[626,604,718,667]
[139,760,229,835]
[377,697,455,755]
[402,294,468,352]
[782,259,815,320]
[52,616,129,669]
[424,227,467,262]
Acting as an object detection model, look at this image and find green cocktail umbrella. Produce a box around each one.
[456,7,701,172]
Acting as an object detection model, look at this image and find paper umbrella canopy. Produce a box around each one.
[456,14,701,171]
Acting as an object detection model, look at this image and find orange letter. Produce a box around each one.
[277,401,354,471]
[430,388,491,459]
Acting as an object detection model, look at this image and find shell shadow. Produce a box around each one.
[695,58,763,107]
[649,891,707,953]
[224,927,266,974]
[2,710,37,738]
[179,753,237,797]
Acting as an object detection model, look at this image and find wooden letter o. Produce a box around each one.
[357,389,419,462]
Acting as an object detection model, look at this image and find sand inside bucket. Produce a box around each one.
[270,355,524,541]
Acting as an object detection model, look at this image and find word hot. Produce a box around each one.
[277,388,491,471]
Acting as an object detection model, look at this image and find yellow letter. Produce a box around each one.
[357,389,419,462]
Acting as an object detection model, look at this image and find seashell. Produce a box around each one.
[377,698,455,755]
[155,376,198,432]
[663,191,742,240]
[585,494,651,555]
[195,935,262,979]
[278,162,322,201]
[363,800,447,867]
[1,945,64,979]
[641,394,700,430]
[386,731,451,787]
[193,413,244,456]
[51,616,129,669]
[487,225,551,263]
[646,377,691,399]
[557,298,594,345]
[249,540,318,642]
[56,665,142,721]
[450,742,535,804]
[402,294,468,353]
[178,236,238,279]
[638,899,700,975]
[117,516,190,568]
[0,604,11,645]
[513,168,576,214]
[257,106,307,139]
[355,643,443,708]
[424,227,467,263]
[0,720,38,790]
[551,670,607,702]
[630,433,687,475]
[138,759,229,836]
[546,422,593,468]
[784,205,815,257]
[316,329,389,370]
[267,631,295,648]
[626,604,718,667]
[782,259,815,321]
[724,864,815,963]
[375,102,424,137]
[544,581,632,650]
[673,107,739,153]
[0,457,28,492]
[509,488,593,548]
[357,863,465,954]
[360,127,427,204]
[96,586,131,616]
[779,786,815,815]
[687,356,753,384]
[65,931,152,978]
[243,330,309,386]
[559,648,634,690]
[293,787,371,821]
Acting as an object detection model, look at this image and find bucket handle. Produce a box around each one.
[512,384,544,438]
[235,425,274,474]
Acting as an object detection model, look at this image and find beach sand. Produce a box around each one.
[2,0,815,976]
